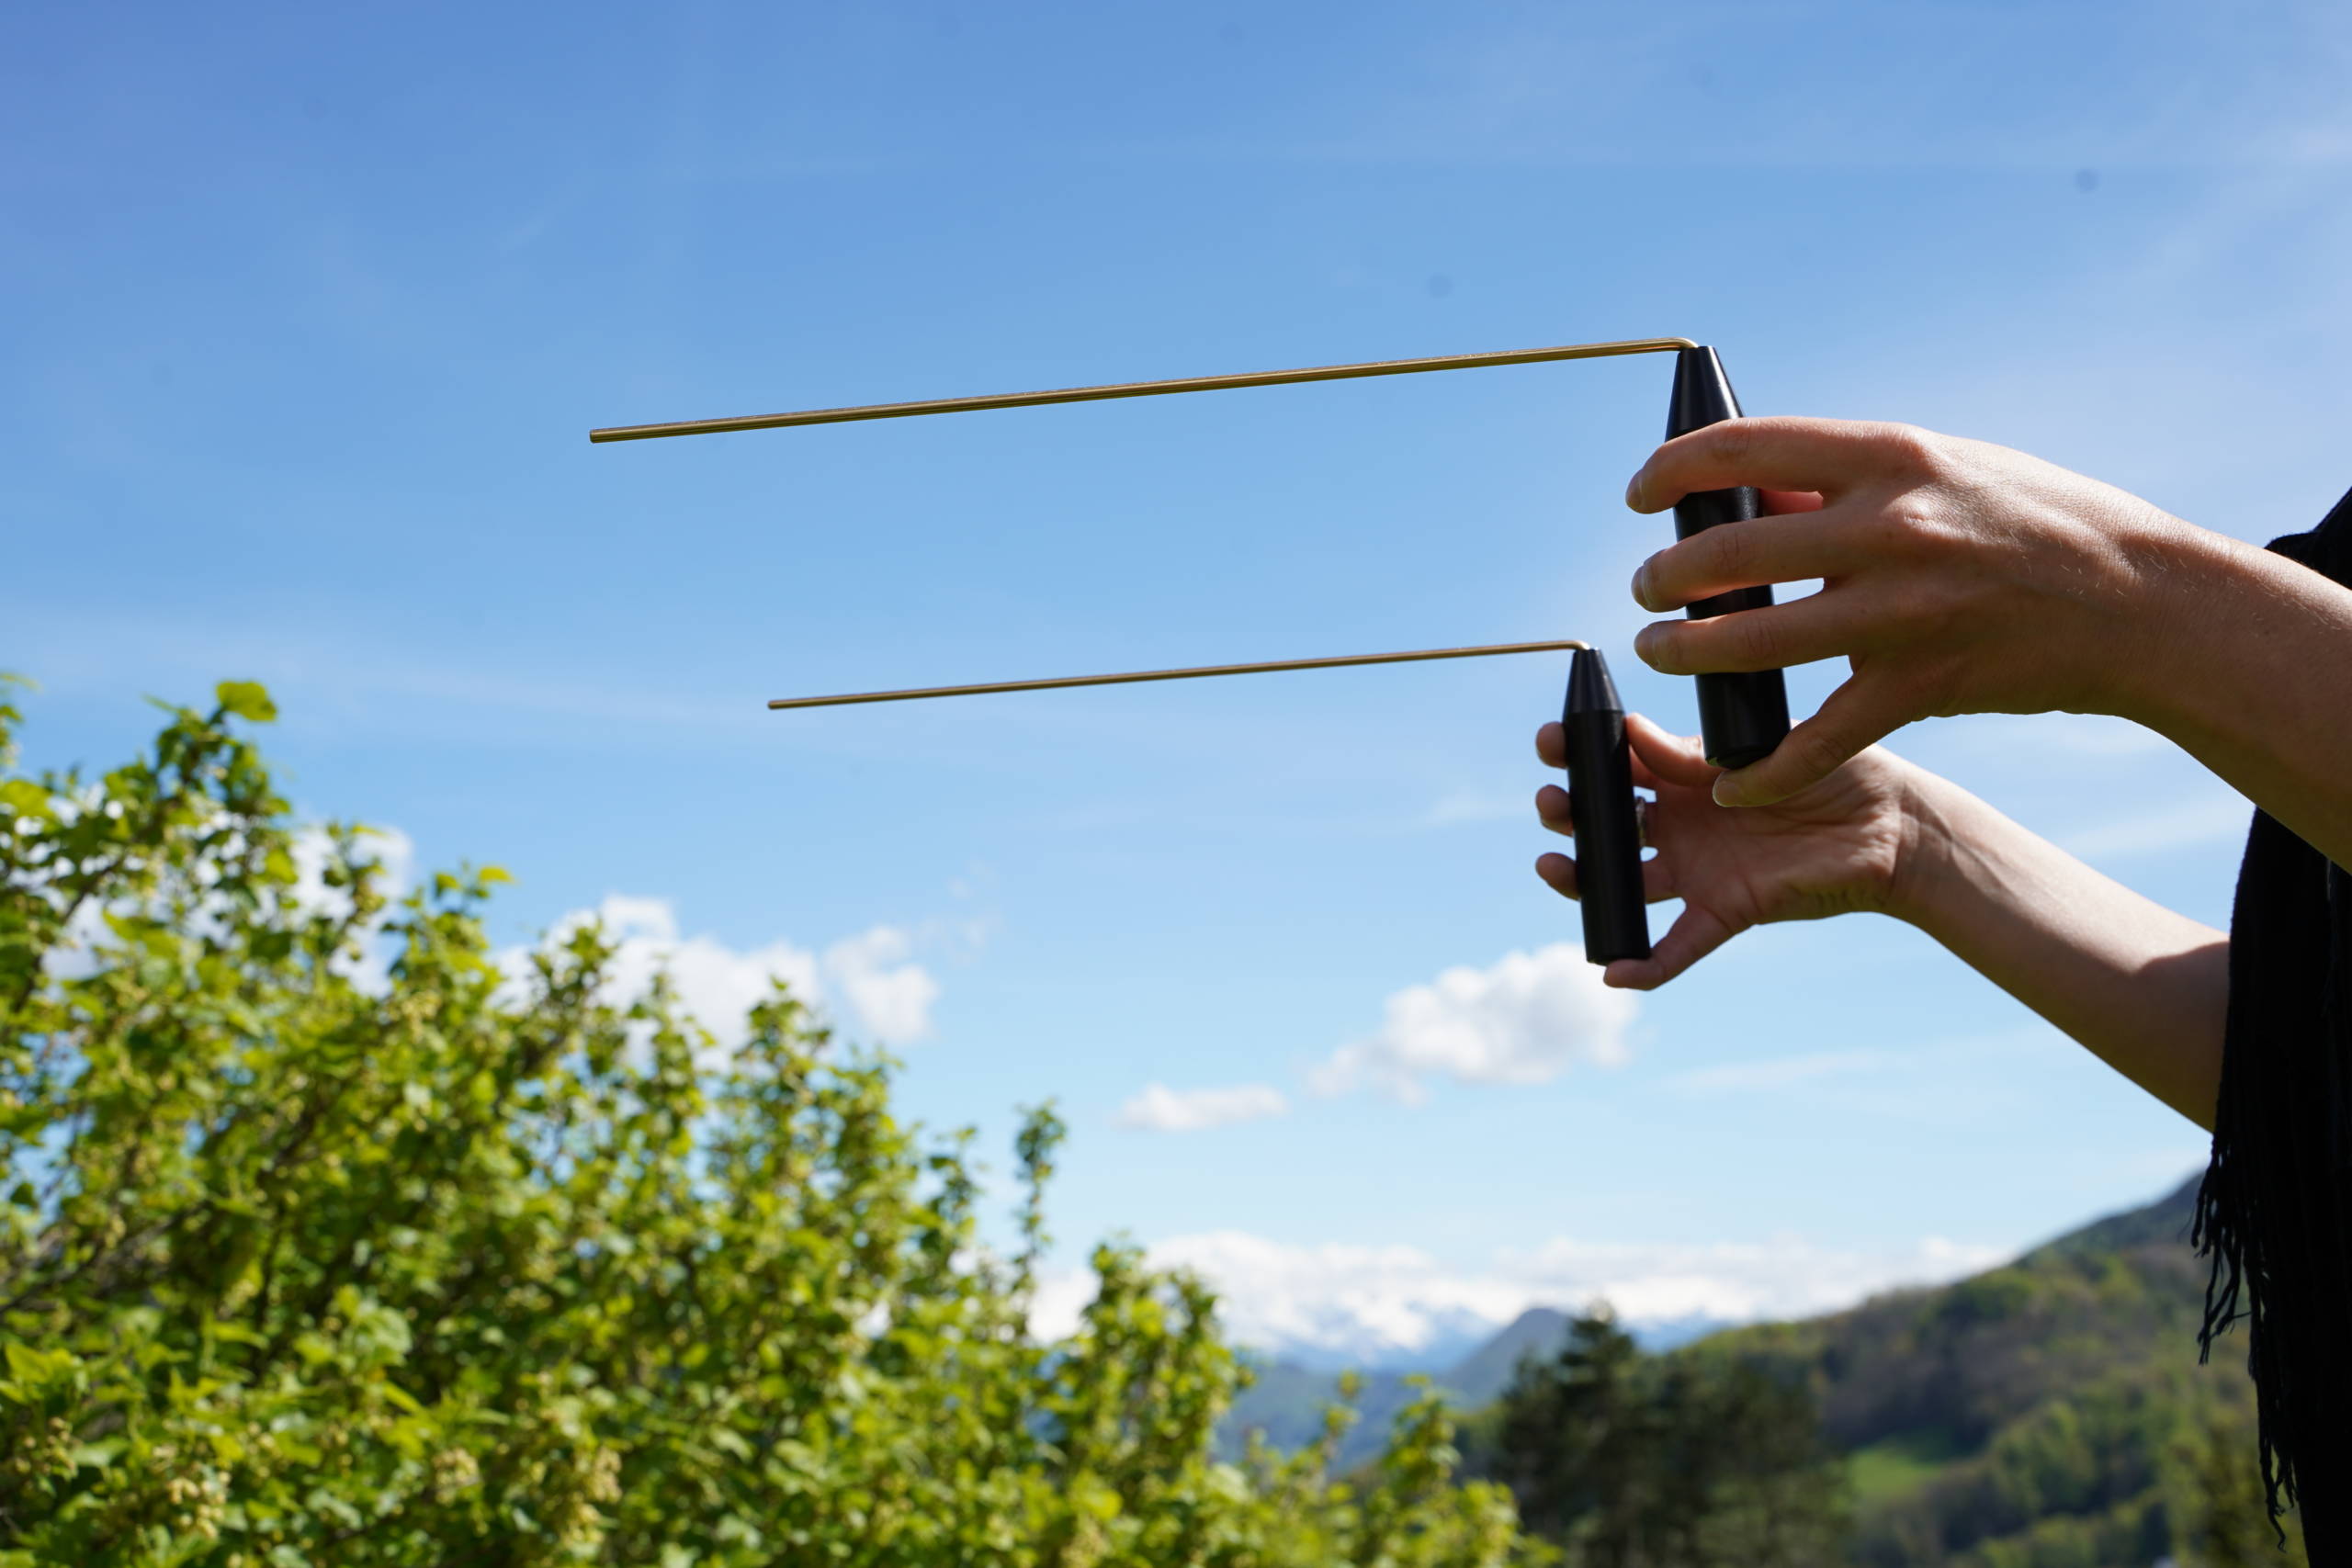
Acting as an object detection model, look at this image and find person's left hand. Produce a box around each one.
[1534,712,1926,988]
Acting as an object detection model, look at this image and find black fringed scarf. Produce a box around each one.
[2196,483,2352,1559]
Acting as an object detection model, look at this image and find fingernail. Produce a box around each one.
[1630,561,1657,612]
[1712,772,1752,807]
[1633,625,1678,673]
[1623,472,1645,510]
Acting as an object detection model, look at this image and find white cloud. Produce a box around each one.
[1043,1227,2009,1365]
[1140,1232,1529,1366]
[1116,1082,1290,1133]
[1309,943,1636,1104]
[2057,791,2249,862]
[1026,1268,1104,1344]
[512,895,942,1057]
[1494,1233,2008,1326]
[822,926,942,1044]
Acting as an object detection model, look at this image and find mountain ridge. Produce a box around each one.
[1221,1168,2296,1566]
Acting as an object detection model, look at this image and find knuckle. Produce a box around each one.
[1872,423,1946,474]
[1732,614,1780,668]
[1905,658,1966,718]
[1790,728,1851,781]
[1870,502,1958,564]
[1707,520,1759,582]
[1707,419,1758,466]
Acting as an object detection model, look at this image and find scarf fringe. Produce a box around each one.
[2196,1139,2293,1535]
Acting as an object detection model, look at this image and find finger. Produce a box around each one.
[1602,903,1736,989]
[1532,850,1678,905]
[1623,714,1717,790]
[1634,591,1878,677]
[1713,675,1916,807]
[1536,783,1574,837]
[1631,508,1867,613]
[1535,851,1578,899]
[1625,417,1928,514]
[1551,714,1692,793]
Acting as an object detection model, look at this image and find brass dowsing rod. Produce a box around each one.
[763,638,1593,711]
[588,335,1700,443]
[594,336,1685,963]
[590,334,1685,710]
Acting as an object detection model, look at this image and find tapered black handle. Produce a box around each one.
[1667,348,1792,770]
[1564,649,1650,964]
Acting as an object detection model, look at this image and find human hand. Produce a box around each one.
[1534,713,1923,988]
[1624,418,2201,807]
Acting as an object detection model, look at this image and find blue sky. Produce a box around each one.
[9,0,2351,1363]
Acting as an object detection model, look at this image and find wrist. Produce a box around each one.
[2101,517,2276,735]
[1880,764,1996,934]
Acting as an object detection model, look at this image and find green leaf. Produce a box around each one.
[0,779,51,818]
[215,680,278,722]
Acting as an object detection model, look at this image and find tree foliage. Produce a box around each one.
[1463,1311,1846,1567]
[0,681,1546,1567]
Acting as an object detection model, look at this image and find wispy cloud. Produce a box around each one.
[1116,1082,1290,1134]
[1422,787,1524,827]
[6,603,767,740]
[1947,714,2175,761]
[2057,791,2249,862]
[1308,942,1636,1105]
[1668,1048,1896,1096]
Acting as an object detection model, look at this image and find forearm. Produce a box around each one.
[1890,771,2228,1129]
[2126,525,2352,874]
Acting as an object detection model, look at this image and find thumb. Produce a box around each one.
[1712,677,1912,807]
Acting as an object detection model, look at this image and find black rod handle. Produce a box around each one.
[1564,649,1650,964]
[1667,348,1792,770]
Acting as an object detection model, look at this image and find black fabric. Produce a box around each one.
[2197,483,2352,1562]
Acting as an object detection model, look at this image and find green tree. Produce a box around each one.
[0,679,1547,1567]
[2177,1399,2310,1568]
[1468,1310,1845,1568]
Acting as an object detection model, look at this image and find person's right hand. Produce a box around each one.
[1622,418,2215,809]
[1534,713,1927,988]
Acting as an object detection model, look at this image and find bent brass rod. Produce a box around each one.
[594,336,1699,443]
[768,638,1592,710]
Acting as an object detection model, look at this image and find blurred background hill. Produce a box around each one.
[1223,1173,2308,1565]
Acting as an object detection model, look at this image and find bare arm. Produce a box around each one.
[1890,769,2228,1130]
[2132,525,2352,875]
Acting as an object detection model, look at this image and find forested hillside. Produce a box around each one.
[1455,1177,2307,1566]
[1703,1174,2297,1564]
[1219,1307,1734,1470]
